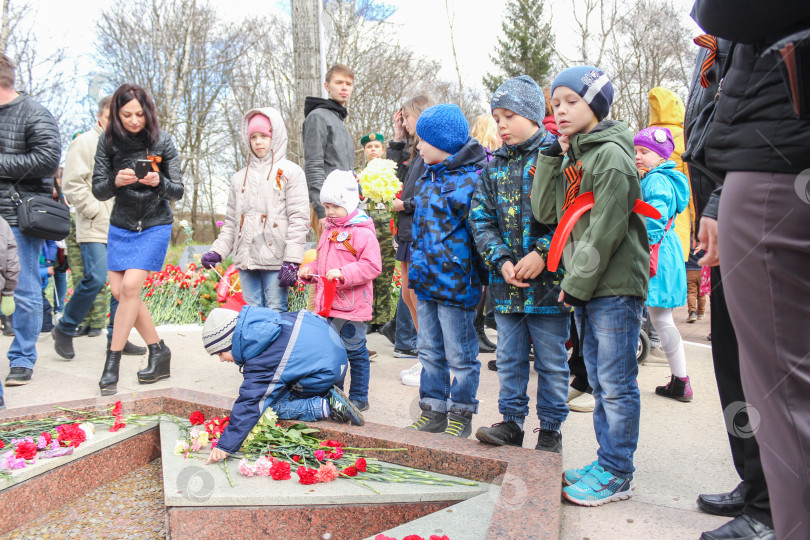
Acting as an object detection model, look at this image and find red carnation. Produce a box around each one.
[109,416,126,432]
[342,466,358,477]
[403,536,425,540]
[111,401,123,416]
[56,423,86,448]
[0,440,5,449]
[270,460,291,481]
[15,441,38,460]
[296,466,318,485]
[429,536,450,540]
[323,439,344,448]
[292,455,300,463]
[354,458,367,472]
[189,411,205,425]
[327,447,344,460]
[40,432,52,445]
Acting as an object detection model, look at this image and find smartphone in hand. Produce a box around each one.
[134,159,153,179]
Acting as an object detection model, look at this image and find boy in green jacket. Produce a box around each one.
[531,66,649,507]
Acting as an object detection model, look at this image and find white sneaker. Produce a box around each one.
[400,362,422,378]
[567,387,585,403]
[568,392,595,412]
[401,367,422,387]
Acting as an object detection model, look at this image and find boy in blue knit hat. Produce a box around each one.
[531,66,650,506]
[469,75,571,454]
[407,104,488,438]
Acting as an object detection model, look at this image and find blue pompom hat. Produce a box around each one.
[490,75,545,126]
[415,104,469,155]
[551,66,614,121]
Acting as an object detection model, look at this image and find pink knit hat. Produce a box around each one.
[248,113,272,138]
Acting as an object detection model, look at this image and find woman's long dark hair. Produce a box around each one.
[105,83,160,148]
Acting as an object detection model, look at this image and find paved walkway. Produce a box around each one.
[1,304,733,539]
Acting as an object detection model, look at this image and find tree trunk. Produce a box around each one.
[291,0,322,141]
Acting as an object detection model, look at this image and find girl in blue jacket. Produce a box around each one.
[634,127,691,402]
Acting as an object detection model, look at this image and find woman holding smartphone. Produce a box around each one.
[91,83,183,396]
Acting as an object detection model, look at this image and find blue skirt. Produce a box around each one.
[107,224,172,272]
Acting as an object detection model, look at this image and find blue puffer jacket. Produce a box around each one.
[643,161,690,308]
[470,129,567,315]
[409,137,487,309]
[216,307,348,454]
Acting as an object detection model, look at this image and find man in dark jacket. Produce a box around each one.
[302,64,356,229]
[692,2,810,539]
[0,54,61,387]
[684,33,774,540]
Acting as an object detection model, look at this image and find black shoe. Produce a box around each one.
[380,319,396,345]
[350,399,369,412]
[99,349,122,396]
[87,327,103,337]
[137,340,171,384]
[534,428,562,453]
[476,421,524,446]
[488,359,497,371]
[443,408,473,438]
[367,324,381,334]
[408,404,448,433]
[393,348,418,358]
[74,325,90,337]
[697,482,748,517]
[474,315,497,353]
[0,395,4,409]
[484,317,496,330]
[122,340,147,356]
[700,514,775,540]
[0,314,12,336]
[52,325,75,360]
[5,367,33,386]
[328,386,364,425]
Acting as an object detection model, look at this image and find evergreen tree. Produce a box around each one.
[483,0,555,93]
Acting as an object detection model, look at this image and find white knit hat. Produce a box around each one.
[202,308,239,355]
[320,170,359,214]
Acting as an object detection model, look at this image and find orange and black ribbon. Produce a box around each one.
[561,160,584,212]
[146,155,162,172]
[694,34,718,89]
[328,230,357,255]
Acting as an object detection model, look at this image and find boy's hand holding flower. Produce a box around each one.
[206,447,229,464]
[325,268,343,282]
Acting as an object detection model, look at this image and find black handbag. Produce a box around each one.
[9,182,70,241]
[683,41,734,184]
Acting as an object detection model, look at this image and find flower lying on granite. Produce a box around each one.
[374,535,451,540]
[109,416,127,433]
[56,423,87,448]
[189,411,205,425]
[253,456,273,477]
[238,458,255,477]
[14,441,38,461]
[111,401,123,416]
[315,462,339,483]
[296,466,318,485]
[270,460,291,481]
[1,451,26,470]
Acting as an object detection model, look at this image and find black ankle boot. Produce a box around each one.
[99,349,122,396]
[474,315,496,353]
[137,340,171,384]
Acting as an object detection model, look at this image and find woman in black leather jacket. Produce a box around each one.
[91,83,183,396]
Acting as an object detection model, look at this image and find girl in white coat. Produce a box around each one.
[202,108,309,310]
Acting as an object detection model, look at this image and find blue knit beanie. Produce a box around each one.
[416,104,469,155]
[551,66,614,121]
[490,75,545,126]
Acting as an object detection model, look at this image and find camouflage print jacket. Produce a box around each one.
[470,129,568,315]
[409,137,487,310]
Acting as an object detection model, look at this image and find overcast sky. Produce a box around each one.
[32,0,700,107]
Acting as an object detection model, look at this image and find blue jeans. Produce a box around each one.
[8,228,44,370]
[575,295,644,478]
[240,269,289,311]
[330,318,370,402]
[58,242,107,335]
[416,299,480,414]
[394,293,417,350]
[494,312,570,431]
[52,268,67,313]
[271,389,326,421]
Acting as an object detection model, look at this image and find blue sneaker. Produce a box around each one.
[328,386,364,426]
[563,464,633,506]
[563,460,598,486]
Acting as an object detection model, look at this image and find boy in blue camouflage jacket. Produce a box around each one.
[407,104,487,439]
[469,76,571,453]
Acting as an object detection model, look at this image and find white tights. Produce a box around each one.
[647,306,687,377]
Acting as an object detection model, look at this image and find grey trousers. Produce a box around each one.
[718,170,810,538]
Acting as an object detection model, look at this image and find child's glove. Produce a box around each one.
[278,262,299,288]
[200,251,221,269]
[1,296,15,316]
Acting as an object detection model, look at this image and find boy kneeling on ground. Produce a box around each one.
[202,306,365,464]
